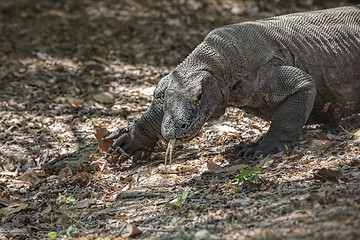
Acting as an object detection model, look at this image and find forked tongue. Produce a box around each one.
[165,138,176,169]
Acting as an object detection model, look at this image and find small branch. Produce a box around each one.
[140,227,175,232]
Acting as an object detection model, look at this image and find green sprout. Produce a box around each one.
[172,191,189,209]
[235,167,266,187]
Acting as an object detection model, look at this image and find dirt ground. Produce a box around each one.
[1,0,359,239]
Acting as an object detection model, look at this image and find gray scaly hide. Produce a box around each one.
[106,6,360,160]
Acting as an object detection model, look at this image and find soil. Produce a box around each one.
[0,0,359,239]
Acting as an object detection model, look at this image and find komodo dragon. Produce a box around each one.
[106,6,360,161]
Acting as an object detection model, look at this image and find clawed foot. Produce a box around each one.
[104,125,150,161]
[237,139,289,161]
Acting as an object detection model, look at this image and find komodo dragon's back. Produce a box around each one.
[204,6,360,123]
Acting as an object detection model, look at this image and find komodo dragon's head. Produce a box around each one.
[161,70,223,144]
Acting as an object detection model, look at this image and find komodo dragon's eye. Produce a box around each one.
[192,88,203,105]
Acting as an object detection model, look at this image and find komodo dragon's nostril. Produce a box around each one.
[181,122,187,129]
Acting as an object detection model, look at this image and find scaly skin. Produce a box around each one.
[106,6,360,161]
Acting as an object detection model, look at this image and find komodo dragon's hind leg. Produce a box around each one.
[238,66,317,160]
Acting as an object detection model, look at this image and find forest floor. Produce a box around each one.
[1,0,359,239]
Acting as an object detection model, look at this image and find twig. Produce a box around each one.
[41,155,67,168]
[141,227,175,232]
[114,223,128,238]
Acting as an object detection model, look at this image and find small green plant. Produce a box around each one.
[176,228,195,240]
[32,122,52,131]
[265,229,272,240]
[57,194,77,205]
[235,167,266,187]
[183,210,195,219]
[53,194,91,238]
[60,225,76,238]
[86,117,103,127]
[30,122,52,138]
[48,231,56,238]
[172,191,189,209]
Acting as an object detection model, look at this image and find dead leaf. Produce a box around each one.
[214,164,247,173]
[9,228,28,237]
[208,184,219,192]
[75,172,93,181]
[41,205,52,215]
[0,203,28,223]
[17,169,40,185]
[88,161,104,171]
[94,171,102,179]
[118,222,142,238]
[58,167,73,183]
[3,158,15,171]
[74,199,90,209]
[92,92,114,104]
[256,156,274,168]
[308,139,331,151]
[95,126,114,152]
[318,133,330,140]
[207,160,223,172]
[313,168,349,183]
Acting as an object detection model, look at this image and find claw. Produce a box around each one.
[107,146,115,155]
[104,127,128,140]
[133,150,147,161]
[119,152,130,162]
[237,142,262,161]
[236,149,245,158]
[112,134,127,149]
[252,150,262,161]
[243,147,257,161]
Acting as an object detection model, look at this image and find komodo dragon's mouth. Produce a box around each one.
[175,129,202,144]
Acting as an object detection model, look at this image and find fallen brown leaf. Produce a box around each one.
[211,164,247,173]
[88,161,104,171]
[259,183,267,191]
[207,160,223,172]
[74,199,90,209]
[92,92,114,104]
[94,171,102,179]
[41,205,52,215]
[308,139,331,151]
[318,133,330,140]
[313,168,349,183]
[0,203,28,223]
[17,169,40,185]
[58,166,73,183]
[94,126,114,152]
[117,222,142,238]
[75,172,93,181]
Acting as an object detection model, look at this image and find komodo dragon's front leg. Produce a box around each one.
[105,75,170,160]
[239,66,317,160]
